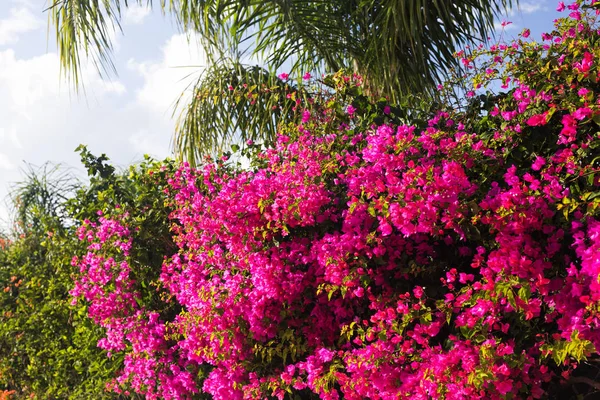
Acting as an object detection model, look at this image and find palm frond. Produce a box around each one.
[8,164,80,235]
[174,61,304,164]
[357,0,514,100]
[47,0,130,85]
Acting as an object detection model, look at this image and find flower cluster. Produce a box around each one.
[72,1,600,398]
[71,215,197,399]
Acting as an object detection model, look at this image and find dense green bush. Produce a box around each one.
[0,164,118,398]
[0,152,177,399]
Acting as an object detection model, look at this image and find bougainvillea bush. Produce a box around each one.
[71,1,600,399]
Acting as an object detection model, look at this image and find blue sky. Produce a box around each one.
[0,0,563,227]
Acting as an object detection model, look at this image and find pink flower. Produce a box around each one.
[559,114,578,144]
[413,286,424,299]
[346,104,357,115]
[459,273,475,284]
[302,72,312,80]
[316,348,334,362]
[278,72,289,80]
[496,379,513,395]
[501,110,516,121]
[575,52,594,73]
[557,1,566,11]
[572,107,592,120]
[526,112,548,126]
[532,156,546,171]
[379,218,392,235]
[302,110,311,123]
[383,106,391,115]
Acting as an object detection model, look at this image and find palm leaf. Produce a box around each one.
[174,60,305,164]
[46,0,128,85]
[9,164,79,234]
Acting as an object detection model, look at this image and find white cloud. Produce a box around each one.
[519,3,543,14]
[123,4,152,25]
[0,153,16,170]
[128,32,207,115]
[0,7,42,45]
[0,29,209,231]
[128,129,171,155]
[0,49,125,111]
[0,47,132,230]
[0,123,23,149]
[508,1,548,16]
[122,32,208,161]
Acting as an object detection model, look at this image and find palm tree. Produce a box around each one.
[9,163,79,234]
[47,0,514,163]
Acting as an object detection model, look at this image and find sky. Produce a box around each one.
[0,0,564,229]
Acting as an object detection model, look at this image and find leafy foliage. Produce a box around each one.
[0,165,120,399]
[174,62,302,161]
[0,152,178,399]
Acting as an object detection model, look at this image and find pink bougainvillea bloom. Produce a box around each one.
[573,107,592,120]
[576,52,594,72]
[501,110,517,121]
[557,1,566,11]
[522,28,531,38]
[302,110,311,123]
[68,6,600,399]
[413,286,424,299]
[526,112,548,126]
[278,72,289,80]
[496,380,513,395]
[532,156,546,171]
[302,72,311,80]
[559,114,578,144]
